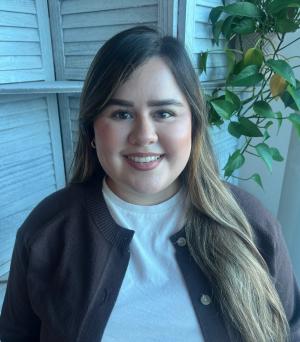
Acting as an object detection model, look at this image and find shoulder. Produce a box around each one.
[226,183,278,230]
[226,183,281,271]
[18,182,89,246]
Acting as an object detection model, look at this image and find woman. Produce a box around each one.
[0,26,299,342]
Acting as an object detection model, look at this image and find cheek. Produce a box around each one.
[162,120,192,156]
[94,120,123,153]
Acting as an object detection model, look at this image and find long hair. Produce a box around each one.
[71,26,289,341]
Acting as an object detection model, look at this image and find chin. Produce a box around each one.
[131,184,164,195]
[130,179,178,197]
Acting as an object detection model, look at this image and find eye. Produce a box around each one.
[154,111,175,120]
[111,110,133,120]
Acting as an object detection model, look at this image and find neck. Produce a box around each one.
[106,177,181,205]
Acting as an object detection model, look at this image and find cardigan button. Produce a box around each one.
[176,237,187,247]
[200,294,211,305]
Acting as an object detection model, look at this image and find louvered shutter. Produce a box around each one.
[0,0,65,307]
[0,0,54,83]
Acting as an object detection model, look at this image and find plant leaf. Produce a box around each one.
[251,173,263,189]
[232,17,256,34]
[228,118,263,137]
[210,99,236,120]
[209,6,224,25]
[244,48,264,67]
[264,121,273,129]
[228,65,264,87]
[223,149,245,177]
[255,143,273,172]
[239,117,263,137]
[232,60,245,75]
[199,52,208,75]
[280,89,299,110]
[270,147,284,161]
[270,74,287,97]
[212,20,224,45]
[266,59,296,87]
[286,84,300,110]
[223,2,263,17]
[288,112,300,136]
[222,16,235,39]
[228,121,243,138]
[225,49,236,76]
[225,89,241,109]
[267,0,300,14]
[253,101,275,118]
[276,18,299,33]
[208,106,224,127]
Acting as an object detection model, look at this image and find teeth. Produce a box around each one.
[127,155,161,163]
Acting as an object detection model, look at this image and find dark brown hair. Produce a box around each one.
[70,26,289,341]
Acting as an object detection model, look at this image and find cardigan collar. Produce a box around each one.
[78,176,235,341]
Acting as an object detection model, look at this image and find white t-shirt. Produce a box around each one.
[101,179,204,342]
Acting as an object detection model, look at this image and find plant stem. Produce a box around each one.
[241,138,252,155]
[261,35,277,52]
[238,35,244,52]
[279,36,300,51]
[286,56,300,61]
[245,115,288,120]
[246,151,260,157]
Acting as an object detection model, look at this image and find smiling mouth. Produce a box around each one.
[125,154,164,164]
[126,155,163,163]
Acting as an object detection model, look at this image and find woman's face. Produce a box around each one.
[93,57,192,205]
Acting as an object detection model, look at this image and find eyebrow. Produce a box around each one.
[106,98,184,107]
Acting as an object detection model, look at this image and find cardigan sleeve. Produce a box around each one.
[0,228,41,341]
[228,183,300,340]
[272,220,300,341]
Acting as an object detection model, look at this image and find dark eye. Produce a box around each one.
[111,111,133,120]
[154,111,174,119]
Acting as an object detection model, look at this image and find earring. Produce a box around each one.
[91,139,96,149]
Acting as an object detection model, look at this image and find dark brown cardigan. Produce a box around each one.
[1,178,299,341]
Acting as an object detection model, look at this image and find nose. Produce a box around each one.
[128,115,158,146]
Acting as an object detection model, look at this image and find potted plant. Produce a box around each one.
[199,0,300,187]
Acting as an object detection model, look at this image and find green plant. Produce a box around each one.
[200,0,300,188]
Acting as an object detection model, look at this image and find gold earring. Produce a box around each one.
[91,139,96,149]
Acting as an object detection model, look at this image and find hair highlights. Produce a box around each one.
[71,26,289,341]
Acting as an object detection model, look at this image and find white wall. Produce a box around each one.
[278,128,300,282]
[277,33,300,283]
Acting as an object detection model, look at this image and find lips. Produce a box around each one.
[127,155,162,163]
[124,153,163,163]
[124,153,164,170]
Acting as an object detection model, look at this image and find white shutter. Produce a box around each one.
[0,0,54,84]
[0,93,65,276]
[0,0,65,299]
[51,0,159,81]
[69,96,80,152]
[178,0,228,81]
[194,0,228,82]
